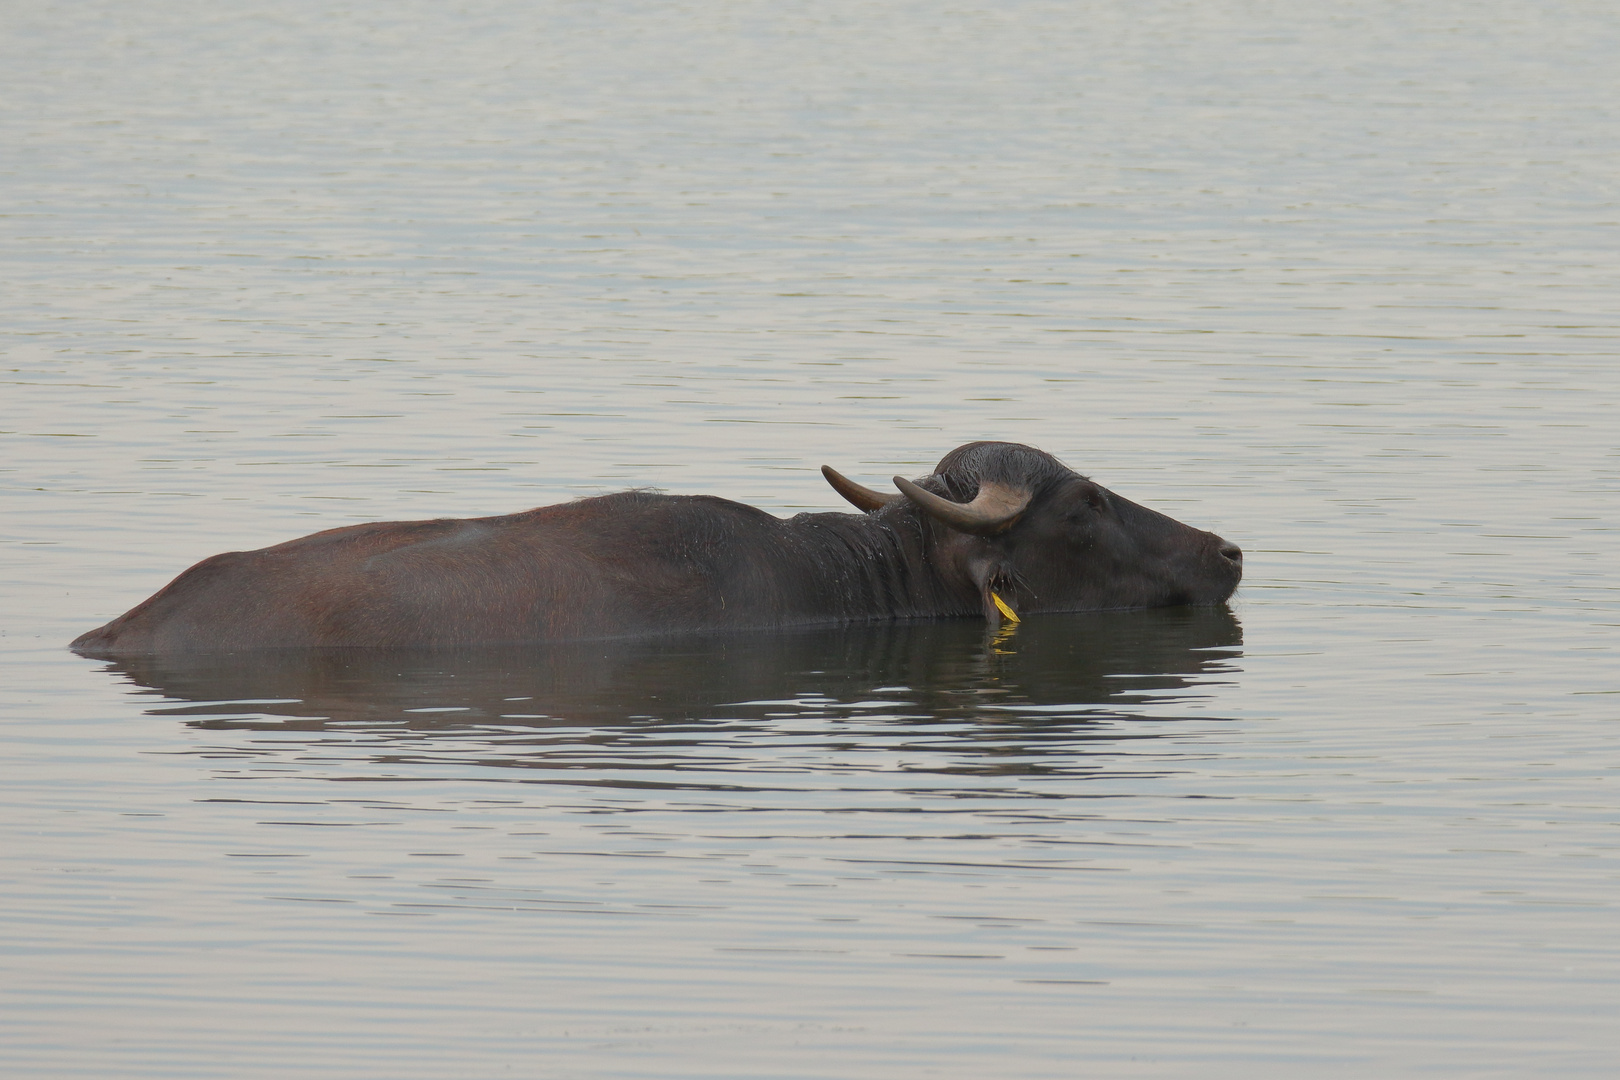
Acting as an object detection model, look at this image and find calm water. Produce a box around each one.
[4,1,1618,1076]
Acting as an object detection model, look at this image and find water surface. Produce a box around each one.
[3,1,1618,1076]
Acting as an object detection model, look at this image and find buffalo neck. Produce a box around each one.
[774,506,974,624]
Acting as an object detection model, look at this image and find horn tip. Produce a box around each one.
[893,475,926,497]
[825,465,899,512]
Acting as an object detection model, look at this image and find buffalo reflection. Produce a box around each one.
[102,608,1241,735]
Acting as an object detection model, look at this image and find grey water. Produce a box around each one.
[3,1,1618,1076]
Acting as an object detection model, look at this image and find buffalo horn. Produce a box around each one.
[892,476,1030,535]
[822,465,900,512]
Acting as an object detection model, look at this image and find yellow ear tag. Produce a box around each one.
[990,591,1020,624]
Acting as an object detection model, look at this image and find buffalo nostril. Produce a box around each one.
[1219,544,1243,564]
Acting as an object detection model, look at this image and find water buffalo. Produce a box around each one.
[70,441,1241,656]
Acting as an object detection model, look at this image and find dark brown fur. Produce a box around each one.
[71,442,1242,655]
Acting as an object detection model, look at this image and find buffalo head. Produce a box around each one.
[824,441,1241,621]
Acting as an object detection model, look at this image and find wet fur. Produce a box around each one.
[72,443,1241,655]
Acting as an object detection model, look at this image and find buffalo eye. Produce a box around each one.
[1063,486,1108,528]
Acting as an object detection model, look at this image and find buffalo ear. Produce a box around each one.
[822,466,900,513]
[893,476,1030,536]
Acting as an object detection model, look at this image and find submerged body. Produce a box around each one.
[71,442,1242,655]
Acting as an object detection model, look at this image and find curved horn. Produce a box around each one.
[892,476,1031,536]
[822,465,900,513]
